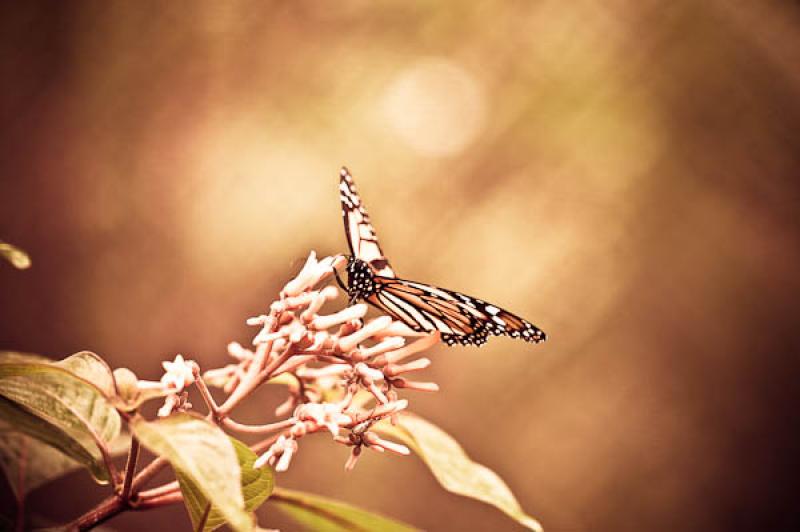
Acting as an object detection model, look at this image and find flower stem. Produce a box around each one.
[120,435,140,502]
[69,495,124,531]
[193,365,221,421]
[222,416,296,434]
[130,456,169,493]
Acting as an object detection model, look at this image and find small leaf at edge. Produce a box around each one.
[376,413,543,532]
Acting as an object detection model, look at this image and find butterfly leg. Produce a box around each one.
[333,266,360,306]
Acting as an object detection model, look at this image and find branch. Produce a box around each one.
[15,437,27,532]
[192,365,221,420]
[120,435,140,502]
[68,495,124,531]
[218,341,294,417]
[129,456,169,494]
[134,490,183,510]
[222,416,296,434]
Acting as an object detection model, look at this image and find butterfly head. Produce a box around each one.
[345,256,378,300]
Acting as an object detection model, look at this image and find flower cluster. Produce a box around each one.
[154,251,441,472]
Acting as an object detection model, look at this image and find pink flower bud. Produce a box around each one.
[344,445,362,471]
[281,252,321,297]
[363,432,410,455]
[353,337,406,362]
[384,357,431,377]
[311,304,368,330]
[384,332,441,364]
[275,439,298,472]
[227,342,251,361]
[288,321,308,344]
[354,362,384,383]
[246,314,272,327]
[338,316,392,352]
[392,378,440,392]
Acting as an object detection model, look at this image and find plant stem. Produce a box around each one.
[196,503,212,532]
[129,456,168,493]
[69,495,123,531]
[222,416,296,434]
[193,365,221,421]
[137,480,179,499]
[15,437,26,532]
[134,490,183,509]
[120,435,140,502]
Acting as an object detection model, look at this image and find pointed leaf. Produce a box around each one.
[376,414,543,532]
[0,424,132,500]
[0,352,51,365]
[0,354,122,483]
[0,241,31,269]
[52,351,116,397]
[0,398,105,490]
[270,487,418,532]
[131,414,253,532]
[177,437,274,531]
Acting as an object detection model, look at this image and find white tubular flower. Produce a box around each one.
[281,252,343,297]
[353,336,406,362]
[354,362,384,384]
[295,403,352,437]
[157,394,179,417]
[275,438,298,472]
[202,364,237,388]
[310,304,368,330]
[301,285,340,322]
[160,354,196,392]
[363,432,411,455]
[338,316,393,351]
[255,435,290,469]
[227,342,252,361]
[383,332,441,364]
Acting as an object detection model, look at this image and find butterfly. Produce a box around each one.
[337,166,546,347]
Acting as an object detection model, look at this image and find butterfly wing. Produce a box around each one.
[339,167,395,277]
[367,276,546,346]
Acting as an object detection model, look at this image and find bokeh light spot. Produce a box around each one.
[382,58,485,157]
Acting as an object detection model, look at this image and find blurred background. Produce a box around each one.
[1,1,799,530]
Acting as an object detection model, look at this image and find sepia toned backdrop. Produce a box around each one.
[1,1,799,530]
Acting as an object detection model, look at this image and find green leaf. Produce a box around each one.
[0,241,31,269]
[376,414,543,532]
[0,352,51,365]
[0,403,88,496]
[0,424,132,501]
[131,414,254,532]
[270,487,418,532]
[52,351,116,397]
[177,437,274,531]
[0,353,122,483]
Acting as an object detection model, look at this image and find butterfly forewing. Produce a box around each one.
[339,167,395,277]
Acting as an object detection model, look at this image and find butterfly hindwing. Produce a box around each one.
[367,275,546,346]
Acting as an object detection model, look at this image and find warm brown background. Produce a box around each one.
[1,2,799,531]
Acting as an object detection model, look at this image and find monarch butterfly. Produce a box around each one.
[337,167,546,347]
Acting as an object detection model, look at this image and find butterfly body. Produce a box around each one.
[338,167,546,347]
[345,256,380,300]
